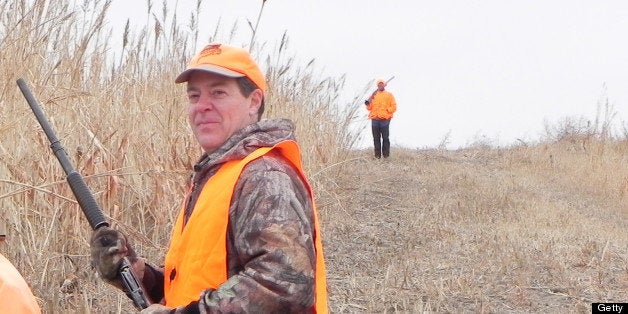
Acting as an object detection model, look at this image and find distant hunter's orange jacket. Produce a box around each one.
[367,90,396,120]
[163,141,328,312]
[0,253,41,314]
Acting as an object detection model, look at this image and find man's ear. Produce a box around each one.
[248,89,263,115]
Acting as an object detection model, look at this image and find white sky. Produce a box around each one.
[108,0,628,149]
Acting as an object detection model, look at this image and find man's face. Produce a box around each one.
[186,71,262,153]
[377,82,386,91]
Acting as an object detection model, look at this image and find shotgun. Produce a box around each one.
[16,78,150,310]
[364,76,395,105]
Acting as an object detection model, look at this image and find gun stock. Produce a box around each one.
[16,78,150,310]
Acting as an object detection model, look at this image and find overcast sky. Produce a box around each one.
[108,0,628,149]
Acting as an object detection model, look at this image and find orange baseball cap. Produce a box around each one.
[175,43,267,93]
[376,79,386,86]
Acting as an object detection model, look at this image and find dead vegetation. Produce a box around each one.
[321,141,627,313]
[0,0,626,313]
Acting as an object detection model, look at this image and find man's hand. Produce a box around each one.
[364,100,370,105]
[90,227,144,288]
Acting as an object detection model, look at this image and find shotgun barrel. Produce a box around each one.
[16,78,150,309]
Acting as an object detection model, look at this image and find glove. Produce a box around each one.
[90,226,144,289]
[364,100,370,105]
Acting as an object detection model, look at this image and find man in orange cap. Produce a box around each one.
[365,79,397,158]
[90,43,328,313]
[0,220,42,313]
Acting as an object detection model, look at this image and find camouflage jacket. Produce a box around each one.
[144,118,318,313]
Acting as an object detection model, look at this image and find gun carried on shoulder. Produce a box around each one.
[364,75,395,105]
[16,78,150,310]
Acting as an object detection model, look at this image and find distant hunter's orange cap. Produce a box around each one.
[175,43,267,93]
[376,79,386,86]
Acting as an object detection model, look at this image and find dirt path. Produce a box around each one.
[320,148,627,313]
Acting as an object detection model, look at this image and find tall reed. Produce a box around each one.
[1,0,362,311]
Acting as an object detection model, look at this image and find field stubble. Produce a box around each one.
[320,142,627,313]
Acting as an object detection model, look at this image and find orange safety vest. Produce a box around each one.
[163,140,328,312]
[0,253,41,314]
[367,90,396,120]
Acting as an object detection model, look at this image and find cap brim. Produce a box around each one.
[175,65,245,83]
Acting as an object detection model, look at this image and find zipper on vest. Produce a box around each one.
[182,182,197,228]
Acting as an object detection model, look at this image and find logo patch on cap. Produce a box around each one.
[200,43,222,57]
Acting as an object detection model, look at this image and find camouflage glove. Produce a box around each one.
[90,226,144,290]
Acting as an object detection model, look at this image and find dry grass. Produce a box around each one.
[322,141,627,313]
[1,1,626,313]
[1,0,361,312]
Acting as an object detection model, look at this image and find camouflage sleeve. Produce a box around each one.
[197,153,317,313]
[142,262,165,304]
